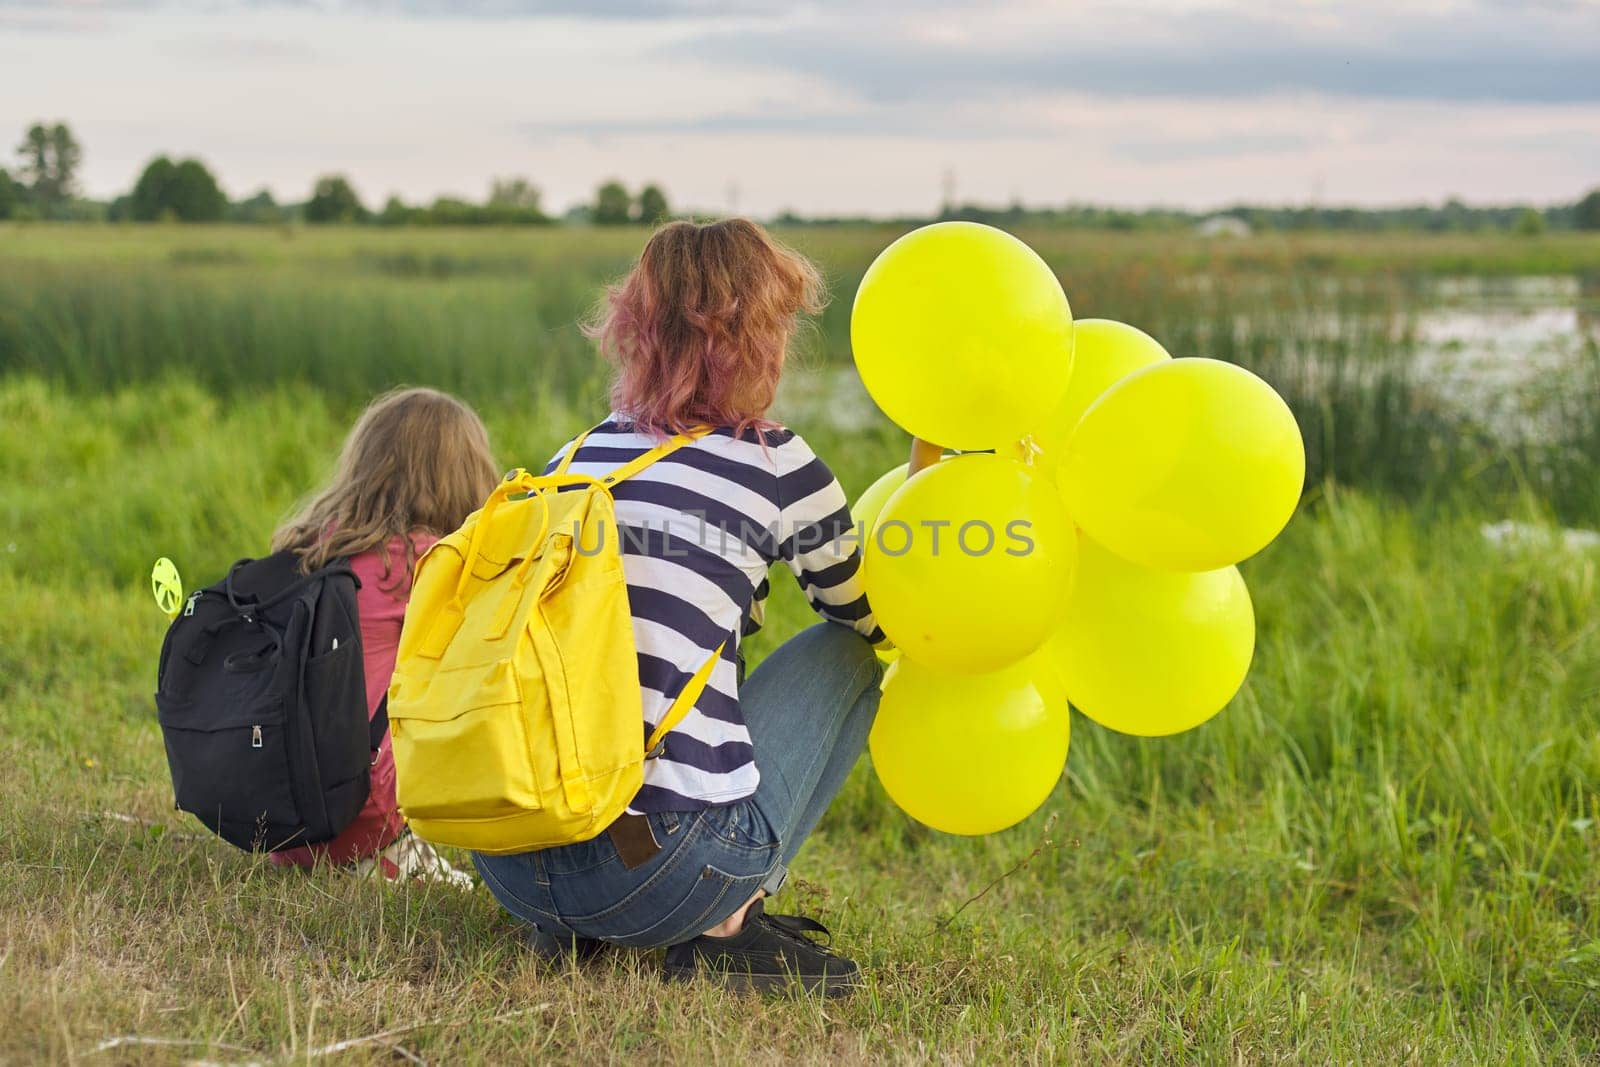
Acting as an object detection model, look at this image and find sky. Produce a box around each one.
[1,0,1598,216]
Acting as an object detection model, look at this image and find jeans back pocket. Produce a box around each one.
[705,801,780,856]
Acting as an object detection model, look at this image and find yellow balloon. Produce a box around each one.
[854,463,946,668]
[851,457,959,546]
[1059,359,1305,571]
[870,655,1069,835]
[1044,534,1254,737]
[851,222,1074,451]
[850,463,910,540]
[865,454,1075,673]
[1031,319,1171,456]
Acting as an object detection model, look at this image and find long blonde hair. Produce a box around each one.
[273,387,499,583]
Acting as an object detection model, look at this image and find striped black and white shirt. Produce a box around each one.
[544,415,885,813]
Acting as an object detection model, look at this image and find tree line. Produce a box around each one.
[920,198,1600,235]
[3,120,1599,232]
[0,122,672,227]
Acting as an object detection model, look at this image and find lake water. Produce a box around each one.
[1413,275,1599,439]
[779,274,1600,444]
[1416,277,1598,382]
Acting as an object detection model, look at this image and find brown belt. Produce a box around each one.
[607,813,662,870]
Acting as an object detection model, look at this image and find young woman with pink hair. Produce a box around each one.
[473,219,886,996]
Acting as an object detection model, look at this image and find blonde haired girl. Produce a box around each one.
[270,387,498,876]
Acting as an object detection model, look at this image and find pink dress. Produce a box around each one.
[272,532,437,869]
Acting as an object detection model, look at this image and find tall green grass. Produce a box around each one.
[3,225,1598,521]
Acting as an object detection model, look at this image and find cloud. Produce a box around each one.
[520,108,1043,140]
[1107,132,1313,164]
[521,110,1327,166]
[15,0,1595,109]
[357,0,961,14]
[674,3,1600,106]
[0,0,795,15]
[163,31,320,62]
[8,0,1598,214]
[355,0,774,17]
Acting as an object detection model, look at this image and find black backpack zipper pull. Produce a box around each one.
[251,725,263,748]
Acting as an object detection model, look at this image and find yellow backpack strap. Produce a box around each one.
[602,425,712,487]
[552,429,593,476]
[598,421,717,756]
[418,468,538,658]
[645,642,726,758]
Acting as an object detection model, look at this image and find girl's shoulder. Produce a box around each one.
[350,531,438,600]
[692,420,811,457]
[694,422,825,483]
[353,530,438,565]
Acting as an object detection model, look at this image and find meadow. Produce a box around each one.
[3,223,1600,1063]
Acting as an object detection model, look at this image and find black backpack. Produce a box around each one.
[154,551,386,852]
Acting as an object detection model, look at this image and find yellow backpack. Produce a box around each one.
[388,427,721,854]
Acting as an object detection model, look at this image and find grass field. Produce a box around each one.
[3,225,1600,1063]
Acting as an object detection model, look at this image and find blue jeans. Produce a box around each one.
[473,623,882,949]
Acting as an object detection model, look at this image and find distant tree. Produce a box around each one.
[377,195,415,226]
[16,124,47,190]
[480,178,548,224]
[127,156,223,221]
[304,175,366,223]
[129,156,178,220]
[170,159,225,221]
[427,196,478,225]
[1429,196,1476,233]
[593,180,632,225]
[0,167,18,220]
[15,121,81,214]
[38,198,104,222]
[49,123,82,198]
[637,183,670,224]
[1513,207,1546,236]
[489,177,543,212]
[1576,189,1600,232]
[228,189,282,224]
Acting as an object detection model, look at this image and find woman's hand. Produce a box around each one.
[908,438,944,476]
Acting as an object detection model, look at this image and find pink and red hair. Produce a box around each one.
[585,218,824,438]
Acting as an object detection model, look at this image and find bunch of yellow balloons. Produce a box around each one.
[851,222,1306,836]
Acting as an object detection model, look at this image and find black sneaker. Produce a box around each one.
[662,899,861,997]
[526,924,608,964]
